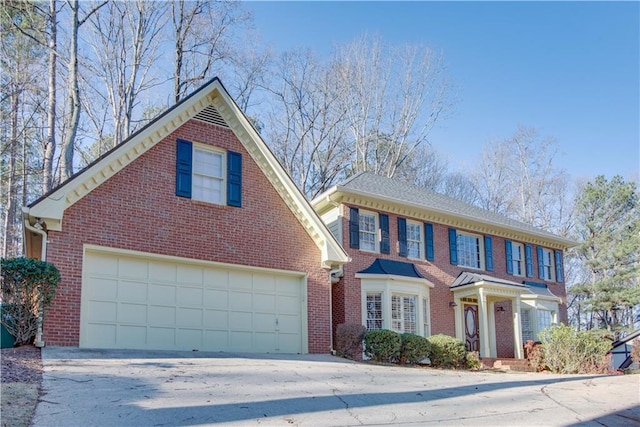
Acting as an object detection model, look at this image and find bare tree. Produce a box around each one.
[59,0,108,181]
[266,50,351,198]
[83,0,167,149]
[334,34,452,178]
[171,0,249,102]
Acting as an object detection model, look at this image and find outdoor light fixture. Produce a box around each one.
[448,301,457,308]
[496,306,506,313]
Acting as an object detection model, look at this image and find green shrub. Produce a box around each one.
[335,323,367,359]
[1,257,60,346]
[427,334,467,369]
[539,324,611,374]
[465,351,481,370]
[398,333,431,365]
[364,329,401,362]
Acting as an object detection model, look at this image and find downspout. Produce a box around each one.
[324,193,344,355]
[23,216,47,348]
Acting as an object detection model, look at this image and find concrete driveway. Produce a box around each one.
[34,347,639,426]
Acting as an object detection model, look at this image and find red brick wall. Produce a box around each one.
[42,120,332,353]
[335,204,568,358]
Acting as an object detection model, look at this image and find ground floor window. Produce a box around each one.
[366,293,383,330]
[521,309,534,342]
[422,298,430,337]
[392,295,417,334]
[521,306,556,342]
[536,310,553,335]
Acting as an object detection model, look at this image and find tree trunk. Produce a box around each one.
[3,89,19,258]
[42,0,57,192]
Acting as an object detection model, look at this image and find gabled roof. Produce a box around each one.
[23,77,349,268]
[357,258,425,279]
[612,329,640,348]
[313,172,576,250]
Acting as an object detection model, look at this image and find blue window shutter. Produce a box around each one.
[227,151,242,207]
[349,207,359,249]
[425,223,434,261]
[448,228,458,265]
[397,217,407,257]
[537,246,544,279]
[379,214,390,254]
[525,244,533,277]
[176,139,192,198]
[555,250,564,282]
[505,240,513,274]
[484,236,493,271]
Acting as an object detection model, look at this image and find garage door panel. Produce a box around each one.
[119,325,147,347]
[254,294,276,311]
[254,313,276,331]
[204,269,229,289]
[229,271,252,290]
[229,291,252,308]
[177,264,204,285]
[148,284,176,305]
[178,287,203,306]
[82,250,305,353]
[88,301,117,322]
[118,303,147,323]
[148,262,177,283]
[204,309,228,328]
[86,278,118,300]
[176,329,202,348]
[204,289,227,308]
[118,281,147,302]
[148,306,176,325]
[177,307,203,327]
[118,258,148,280]
[148,327,175,347]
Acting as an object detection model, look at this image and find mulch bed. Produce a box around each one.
[1,345,42,383]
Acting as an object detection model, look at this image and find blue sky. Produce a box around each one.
[245,1,639,183]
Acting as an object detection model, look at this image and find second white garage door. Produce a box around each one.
[80,247,307,353]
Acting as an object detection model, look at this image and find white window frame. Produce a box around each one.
[521,308,534,342]
[536,310,553,337]
[192,144,226,205]
[366,292,383,330]
[457,231,485,270]
[422,297,431,337]
[512,242,525,277]
[359,210,378,253]
[541,248,555,281]
[406,220,423,260]
[391,294,417,334]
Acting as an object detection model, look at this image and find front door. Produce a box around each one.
[464,304,479,352]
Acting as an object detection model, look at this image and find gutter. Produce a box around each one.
[22,211,47,348]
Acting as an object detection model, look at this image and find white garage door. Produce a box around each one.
[80,248,307,353]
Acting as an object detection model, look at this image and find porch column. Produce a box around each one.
[453,296,463,342]
[513,295,524,358]
[488,301,497,358]
[477,289,491,358]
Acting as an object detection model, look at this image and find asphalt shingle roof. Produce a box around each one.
[338,172,567,244]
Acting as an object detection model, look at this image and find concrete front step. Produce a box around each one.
[480,357,537,372]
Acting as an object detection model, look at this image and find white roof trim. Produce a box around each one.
[24,78,349,269]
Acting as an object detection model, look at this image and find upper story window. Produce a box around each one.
[457,232,483,269]
[193,147,225,204]
[449,228,493,271]
[511,242,524,276]
[539,247,555,281]
[176,139,242,207]
[406,221,423,259]
[359,211,378,252]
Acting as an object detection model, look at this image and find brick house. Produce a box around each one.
[312,173,575,358]
[22,78,348,354]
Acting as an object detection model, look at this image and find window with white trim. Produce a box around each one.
[392,295,417,334]
[536,310,553,337]
[457,232,484,269]
[521,309,534,342]
[407,221,423,259]
[359,211,378,252]
[422,297,430,337]
[540,248,555,281]
[192,147,225,204]
[366,293,383,330]
[512,242,524,276]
